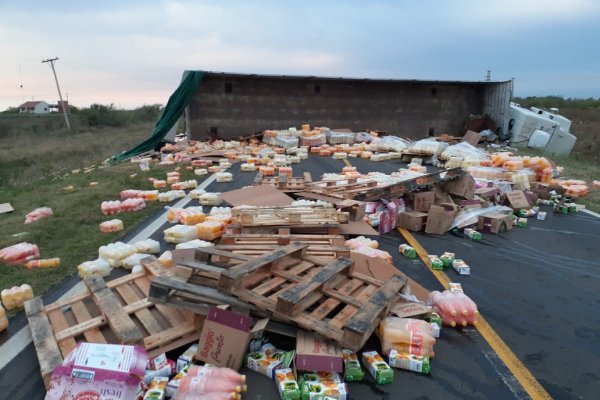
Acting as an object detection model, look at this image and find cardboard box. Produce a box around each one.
[196,307,267,370]
[398,211,428,232]
[445,175,475,199]
[412,191,435,212]
[474,185,500,200]
[504,190,531,210]
[425,203,459,234]
[462,130,482,146]
[477,213,513,234]
[296,331,343,373]
[44,343,147,400]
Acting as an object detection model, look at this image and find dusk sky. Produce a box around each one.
[1,0,599,110]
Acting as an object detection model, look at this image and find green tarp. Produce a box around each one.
[112,70,204,162]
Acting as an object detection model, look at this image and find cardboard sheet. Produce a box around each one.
[221,185,295,207]
[350,253,429,302]
[462,130,482,146]
[0,203,14,214]
[339,219,379,236]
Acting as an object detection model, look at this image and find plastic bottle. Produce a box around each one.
[0,304,8,332]
[25,258,60,269]
[133,239,161,254]
[378,317,436,357]
[0,242,40,265]
[430,290,478,327]
[99,219,124,233]
[1,284,34,310]
[398,244,417,259]
[24,207,53,224]
[175,391,238,400]
[176,366,245,398]
[78,258,112,278]
[101,200,121,215]
[164,225,200,244]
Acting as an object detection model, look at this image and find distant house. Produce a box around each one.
[19,101,51,114]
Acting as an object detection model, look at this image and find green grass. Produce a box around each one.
[0,162,204,316]
[514,148,600,212]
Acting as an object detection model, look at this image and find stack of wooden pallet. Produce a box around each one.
[253,171,313,191]
[226,204,349,235]
[148,243,406,351]
[305,168,464,201]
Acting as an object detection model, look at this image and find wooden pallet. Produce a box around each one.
[25,261,201,385]
[232,206,349,226]
[309,178,378,195]
[253,172,312,191]
[305,167,464,201]
[218,243,406,351]
[225,223,342,235]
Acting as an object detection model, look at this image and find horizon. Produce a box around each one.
[1,0,599,111]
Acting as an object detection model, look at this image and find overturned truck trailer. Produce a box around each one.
[185,71,512,140]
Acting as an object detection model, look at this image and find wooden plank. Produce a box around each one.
[115,283,163,335]
[219,243,307,292]
[150,276,255,311]
[309,278,364,320]
[70,301,107,344]
[54,316,105,342]
[195,247,255,261]
[342,275,406,349]
[134,276,190,326]
[86,276,142,344]
[24,298,63,385]
[276,257,353,316]
[143,321,197,350]
[46,308,77,355]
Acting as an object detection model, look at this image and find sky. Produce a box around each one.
[1,0,599,111]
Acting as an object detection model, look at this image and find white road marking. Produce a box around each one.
[483,351,530,399]
[0,173,218,369]
[582,209,600,219]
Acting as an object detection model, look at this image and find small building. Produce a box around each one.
[18,101,51,114]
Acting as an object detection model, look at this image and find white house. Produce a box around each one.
[18,101,51,114]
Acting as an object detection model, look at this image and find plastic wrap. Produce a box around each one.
[99,219,124,233]
[1,284,33,310]
[164,225,199,244]
[378,317,436,357]
[133,238,161,254]
[199,193,222,206]
[411,138,448,155]
[326,131,355,145]
[440,142,488,161]
[78,258,112,279]
[196,221,225,241]
[451,205,512,229]
[175,239,215,250]
[0,242,40,265]
[98,242,137,267]
[376,136,411,152]
[121,253,149,270]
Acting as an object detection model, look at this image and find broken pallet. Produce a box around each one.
[25,261,200,385]
[218,243,406,351]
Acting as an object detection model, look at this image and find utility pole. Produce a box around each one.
[42,57,71,132]
[485,70,491,82]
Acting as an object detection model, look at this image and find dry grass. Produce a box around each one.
[0,122,155,187]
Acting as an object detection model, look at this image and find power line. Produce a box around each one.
[42,57,71,132]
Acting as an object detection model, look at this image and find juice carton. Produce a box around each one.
[387,350,431,374]
[398,244,417,259]
[361,351,394,384]
[452,259,470,275]
[299,372,347,400]
[144,376,168,399]
[440,252,455,268]
[427,255,444,270]
[341,350,364,382]
[176,344,198,373]
[464,228,481,241]
[275,368,301,400]
[245,343,294,378]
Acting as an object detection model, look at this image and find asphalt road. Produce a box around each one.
[1,154,598,400]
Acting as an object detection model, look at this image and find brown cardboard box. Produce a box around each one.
[425,203,459,234]
[462,130,482,146]
[412,191,436,212]
[445,175,475,199]
[474,185,500,200]
[197,307,266,370]
[295,331,343,373]
[504,190,531,210]
[433,185,452,205]
[398,211,428,232]
[477,213,513,234]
